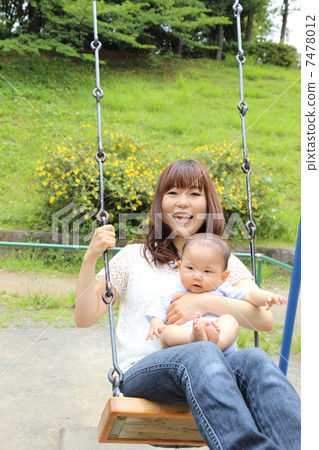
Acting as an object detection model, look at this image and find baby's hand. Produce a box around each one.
[265,294,287,310]
[146,319,165,340]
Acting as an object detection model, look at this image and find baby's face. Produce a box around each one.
[178,245,227,294]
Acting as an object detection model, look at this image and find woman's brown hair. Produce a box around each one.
[143,159,225,266]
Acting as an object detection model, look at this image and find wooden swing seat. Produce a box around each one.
[98,396,206,446]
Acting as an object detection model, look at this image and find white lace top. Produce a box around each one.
[97,243,253,372]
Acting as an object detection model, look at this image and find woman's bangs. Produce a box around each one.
[162,160,205,193]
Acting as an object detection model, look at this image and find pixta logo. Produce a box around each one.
[52,203,96,246]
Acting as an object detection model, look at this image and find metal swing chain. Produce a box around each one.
[233,1,258,347]
[91,0,123,396]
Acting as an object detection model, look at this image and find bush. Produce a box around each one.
[245,41,299,67]
[35,131,161,238]
[223,41,299,67]
[35,129,286,241]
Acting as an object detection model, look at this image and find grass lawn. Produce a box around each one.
[0,54,300,246]
[0,288,300,355]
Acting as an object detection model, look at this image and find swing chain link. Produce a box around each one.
[233,1,258,346]
[91,0,124,395]
[91,0,104,159]
[108,369,122,397]
[233,0,257,243]
[91,0,108,225]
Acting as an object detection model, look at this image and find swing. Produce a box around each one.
[91,0,256,445]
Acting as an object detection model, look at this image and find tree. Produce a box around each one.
[244,4,256,42]
[0,0,94,58]
[0,0,279,59]
[96,0,230,56]
[279,0,289,43]
[0,0,27,39]
[203,0,272,57]
[0,0,230,58]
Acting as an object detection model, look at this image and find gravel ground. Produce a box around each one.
[0,270,301,449]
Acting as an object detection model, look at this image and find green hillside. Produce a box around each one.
[0,54,300,245]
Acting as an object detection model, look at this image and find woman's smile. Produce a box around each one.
[171,211,194,224]
[161,186,207,243]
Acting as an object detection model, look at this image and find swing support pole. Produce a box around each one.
[279,220,301,375]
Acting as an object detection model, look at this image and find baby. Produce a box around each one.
[146,233,286,355]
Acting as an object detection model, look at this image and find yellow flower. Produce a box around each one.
[117,205,122,210]
[42,181,47,186]
[49,196,55,203]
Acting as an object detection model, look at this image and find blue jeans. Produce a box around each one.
[121,342,301,449]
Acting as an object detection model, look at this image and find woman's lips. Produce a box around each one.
[172,212,193,224]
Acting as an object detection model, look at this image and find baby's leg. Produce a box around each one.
[162,313,209,347]
[192,312,208,341]
[203,321,220,345]
[161,324,194,348]
[213,314,239,352]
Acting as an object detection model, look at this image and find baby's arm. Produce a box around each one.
[244,289,287,311]
[146,317,166,340]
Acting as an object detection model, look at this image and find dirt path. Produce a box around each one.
[0,269,301,334]
[0,269,78,296]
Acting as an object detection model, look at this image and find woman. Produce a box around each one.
[76,159,300,449]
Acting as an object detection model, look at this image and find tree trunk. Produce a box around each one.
[27,3,43,34]
[216,24,224,60]
[174,37,183,55]
[244,6,256,42]
[280,0,289,43]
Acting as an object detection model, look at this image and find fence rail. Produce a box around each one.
[0,241,293,287]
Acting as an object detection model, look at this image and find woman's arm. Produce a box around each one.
[166,277,274,331]
[75,225,118,328]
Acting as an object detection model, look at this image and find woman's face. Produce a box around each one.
[161,186,207,245]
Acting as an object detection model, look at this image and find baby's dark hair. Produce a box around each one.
[181,233,231,271]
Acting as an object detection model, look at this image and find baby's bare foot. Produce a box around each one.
[205,321,220,345]
[192,312,208,342]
